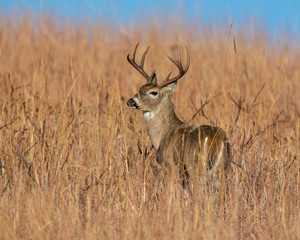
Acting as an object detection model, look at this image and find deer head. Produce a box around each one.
[127,43,190,120]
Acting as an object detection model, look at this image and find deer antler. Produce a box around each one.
[127,43,155,83]
[160,45,190,87]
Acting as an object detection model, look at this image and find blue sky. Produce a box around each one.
[0,0,299,37]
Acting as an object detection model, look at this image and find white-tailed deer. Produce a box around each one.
[127,43,231,190]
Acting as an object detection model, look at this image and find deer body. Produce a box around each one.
[127,44,231,187]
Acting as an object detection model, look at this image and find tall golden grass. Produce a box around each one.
[0,14,299,239]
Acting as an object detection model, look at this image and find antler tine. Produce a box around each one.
[184,46,190,72]
[140,46,150,69]
[127,43,154,83]
[161,46,190,87]
[176,45,182,67]
[131,43,139,61]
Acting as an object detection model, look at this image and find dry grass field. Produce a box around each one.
[0,15,299,239]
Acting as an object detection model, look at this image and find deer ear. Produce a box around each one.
[151,73,157,84]
[162,80,177,94]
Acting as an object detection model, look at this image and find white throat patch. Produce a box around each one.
[143,110,154,120]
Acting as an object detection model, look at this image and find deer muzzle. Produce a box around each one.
[127,98,139,109]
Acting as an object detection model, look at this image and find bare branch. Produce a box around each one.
[187,94,219,124]
[0,117,19,130]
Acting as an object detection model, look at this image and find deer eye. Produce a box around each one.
[149,91,158,97]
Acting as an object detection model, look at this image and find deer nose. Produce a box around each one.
[127,98,137,108]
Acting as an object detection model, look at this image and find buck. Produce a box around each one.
[127,43,231,190]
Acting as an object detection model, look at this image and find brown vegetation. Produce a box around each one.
[0,15,299,239]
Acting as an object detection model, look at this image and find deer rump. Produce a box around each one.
[156,125,231,186]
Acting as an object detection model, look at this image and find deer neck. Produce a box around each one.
[143,98,183,150]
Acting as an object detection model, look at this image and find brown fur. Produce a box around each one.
[127,45,231,188]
